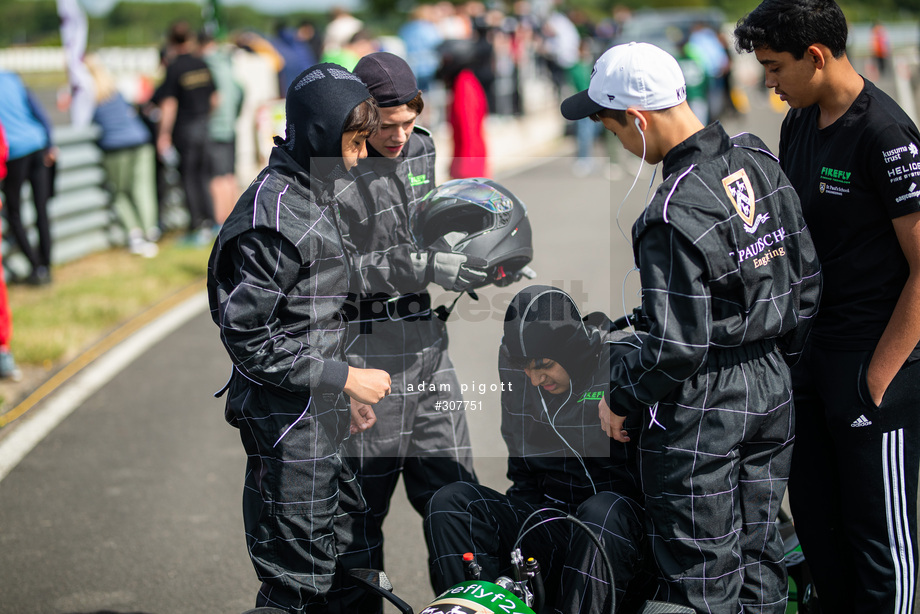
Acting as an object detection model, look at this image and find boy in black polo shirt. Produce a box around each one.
[153,20,216,242]
[735,1,920,611]
[561,42,821,612]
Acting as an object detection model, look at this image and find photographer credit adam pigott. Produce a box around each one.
[403,380,513,394]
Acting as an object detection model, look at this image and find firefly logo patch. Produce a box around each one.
[723,169,769,233]
[578,390,605,403]
[408,172,429,187]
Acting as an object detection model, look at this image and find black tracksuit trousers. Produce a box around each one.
[638,342,792,613]
[3,150,53,275]
[789,344,920,614]
[173,118,214,231]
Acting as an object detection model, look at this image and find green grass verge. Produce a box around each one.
[8,236,210,366]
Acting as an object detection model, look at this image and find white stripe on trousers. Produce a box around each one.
[883,428,916,614]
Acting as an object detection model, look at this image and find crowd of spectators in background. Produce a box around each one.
[0,2,739,381]
[224,2,736,173]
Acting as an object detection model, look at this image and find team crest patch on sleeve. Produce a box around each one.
[722,169,769,233]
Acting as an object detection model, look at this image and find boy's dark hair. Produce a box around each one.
[507,354,532,370]
[589,108,628,125]
[167,20,193,46]
[406,91,425,116]
[734,0,848,59]
[344,98,381,136]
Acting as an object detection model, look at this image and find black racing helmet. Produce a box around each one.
[412,178,533,287]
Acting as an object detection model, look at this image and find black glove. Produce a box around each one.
[429,251,490,292]
[456,259,490,290]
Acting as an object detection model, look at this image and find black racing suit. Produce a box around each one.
[208,146,373,613]
[606,123,822,613]
[333,127,476,576]
[427,286,654,613]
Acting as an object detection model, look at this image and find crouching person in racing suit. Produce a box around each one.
[425,285,656,613]
[560,43,823,613]
[207,64,392,613]
[333,52,479,589]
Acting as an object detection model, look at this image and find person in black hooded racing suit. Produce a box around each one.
[332,52,480,583]
[207,63,392,614]
[425,285,656,613]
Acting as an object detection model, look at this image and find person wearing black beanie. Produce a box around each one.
[425,285,657,613]
[334,52,480,594]
[207,64,393,613]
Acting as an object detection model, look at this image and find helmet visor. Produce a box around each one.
[425,179,514,214]
[413,179,516,247]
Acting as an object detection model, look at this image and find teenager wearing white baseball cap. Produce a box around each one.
[562,41,699,164]
[563,42,822,613]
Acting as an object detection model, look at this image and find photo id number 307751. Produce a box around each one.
[434,400,482,411]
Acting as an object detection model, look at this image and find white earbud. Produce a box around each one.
[634,117,643,132]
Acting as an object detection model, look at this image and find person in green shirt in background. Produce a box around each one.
[199,29,244,226]
[569,37,603,177]
[320,29,377,71]
[676,31,710,125]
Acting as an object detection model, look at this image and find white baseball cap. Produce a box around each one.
[561,42,687,120]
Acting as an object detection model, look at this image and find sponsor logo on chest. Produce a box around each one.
[722,169,769,234]
[816,165,853,197]
[577,390,605,403]
[820,166,851,184]
[722,169,788,268]
[408,172,430,187]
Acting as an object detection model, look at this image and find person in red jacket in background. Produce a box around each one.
[0,120,23,381]
[438,39,489,179]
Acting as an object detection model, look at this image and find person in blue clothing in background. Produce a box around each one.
[272,20,318,97]
[0,70,56,285]
[399,5,443,93]
[86,54,160,258]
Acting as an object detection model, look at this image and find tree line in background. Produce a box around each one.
[1,0,917,50]
[2,1,303,48]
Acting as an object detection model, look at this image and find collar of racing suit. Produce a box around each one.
[661,120,732,179]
